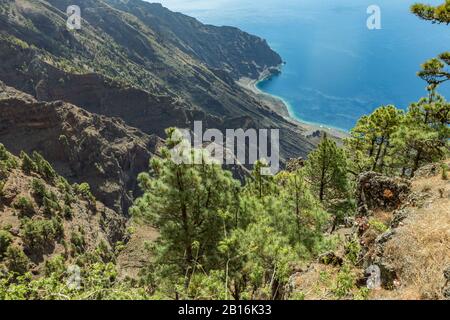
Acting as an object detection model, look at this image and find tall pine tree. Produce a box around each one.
[131,128,240,292]
[305,135,349,203]
[345,105,403,174]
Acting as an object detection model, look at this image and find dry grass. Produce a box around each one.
[382,171,450,299]
[290,161,450,300]
[291,264,339,300]
[116,222,159,279]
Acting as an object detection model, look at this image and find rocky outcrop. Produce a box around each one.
[356,172,411,215]
[354,172,412,288]
[0,81,161,215]
[359,161,450,296]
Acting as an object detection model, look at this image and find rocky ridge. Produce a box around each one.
[0,81,161,215]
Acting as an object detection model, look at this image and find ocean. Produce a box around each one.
[155,0,450,131]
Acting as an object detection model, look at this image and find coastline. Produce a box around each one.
[237,70,349,140]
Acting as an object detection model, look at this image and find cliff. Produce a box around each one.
[0,81,161,215]
[0,0,316,165]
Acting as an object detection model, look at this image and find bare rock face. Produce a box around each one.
[0,81,161,215]
[356,172,411,215]
[104,0,283,81]
[0,0,318,165]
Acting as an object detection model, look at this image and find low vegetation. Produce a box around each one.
[0,0,448,300]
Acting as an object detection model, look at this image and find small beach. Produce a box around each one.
[174,0,450,131]
[237,76,350,140]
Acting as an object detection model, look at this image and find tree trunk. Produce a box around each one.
[176,169,193,289]
[378,140,390,173]
[181,203,193,289]
[369,138,376,157]
[411,150,422,178]
[319,180,325,202]
[372,137,385,171]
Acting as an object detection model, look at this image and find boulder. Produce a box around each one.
[357,172,411,214]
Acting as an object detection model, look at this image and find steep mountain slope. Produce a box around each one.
[0,144,126,276]
[0,0,316,163]
[0,81,162,215]
[105,0,283,80]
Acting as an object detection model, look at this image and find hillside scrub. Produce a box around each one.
[0,0,449,301]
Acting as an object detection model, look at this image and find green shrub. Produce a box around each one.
[63,192,76,206]
[0,144,10,161]
[58,178,76,207]
[20,217,64,250]
[369,218,389,234]
[0,163,7,179]
[42,196,60,217]
[32,152,57,182]
[0,230,13,259]
[52,217,65,239]
[332,264,356,299]
[13,196,35,218]
[74,183,96,212]
[70,230,86,255]
[74,182,93,198]
[62,205,73,219]
[0,261,148,300]
[0,144,18,174]
[31,179,48,205]
[59,135,69,147]
[74,183,96,203]
[354,287,370,300]
[5,246,29,275]
[44,254,66,277]
[345,236,361,265]
[57,177,69,191]
[20,151,37,174]
[442,163,449,180]
[0,181,4,198]
[95,240,114,263]
[1,224,13,232]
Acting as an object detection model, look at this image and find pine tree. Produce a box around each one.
[243,160,278,199]
[20,151,37,174]
[305,135,349,203]
[391,95,450,176]
[275,170,328,250]
[131,128,240,292]
[32,151,57,182]
[345,105,403,174]
[417,55,450,89]
[412,2,450,89]
[411,0,450,24]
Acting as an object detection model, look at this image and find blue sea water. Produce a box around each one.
[155,0,450,131]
